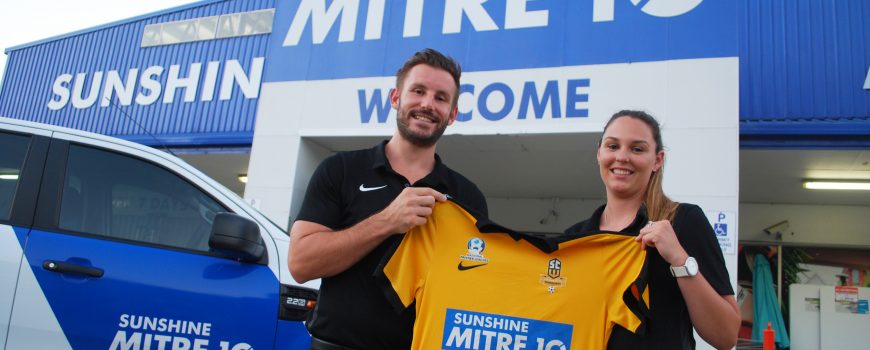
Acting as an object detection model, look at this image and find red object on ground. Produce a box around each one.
[763,322,775,350]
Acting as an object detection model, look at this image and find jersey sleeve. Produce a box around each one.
[376,212,438,313]
[606,236,650,336]
[676,204,734,296]
[294,154,344,229]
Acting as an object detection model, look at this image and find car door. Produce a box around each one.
[0,128,50,350]
[7,139,279,350]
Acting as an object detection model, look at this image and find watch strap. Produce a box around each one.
[670,265,689,277]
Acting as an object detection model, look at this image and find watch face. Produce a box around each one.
[686,257,699,275]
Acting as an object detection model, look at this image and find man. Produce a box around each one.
[289,48,488,350]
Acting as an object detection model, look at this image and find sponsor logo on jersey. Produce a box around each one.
[540,258,566,294]
[457,262,486,271]
[442,309,572,350]
[460,237,488,262]
[458,237,489,270]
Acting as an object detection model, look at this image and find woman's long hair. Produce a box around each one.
[602,110,679,221]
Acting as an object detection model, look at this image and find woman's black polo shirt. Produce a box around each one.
[295,140,488,350]
[566,203,733,350]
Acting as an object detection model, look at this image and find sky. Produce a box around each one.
[0,0,198,86]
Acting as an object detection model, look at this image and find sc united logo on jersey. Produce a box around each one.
[539,258,566,294]
[458,237,489,271]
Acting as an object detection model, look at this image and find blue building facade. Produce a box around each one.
[1,0,274,146]
[738,0,870,148]
[0,0,868,148]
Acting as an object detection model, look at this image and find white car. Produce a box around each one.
[0,117,315,350]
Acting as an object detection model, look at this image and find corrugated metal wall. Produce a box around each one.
[0,0,275,146]
[739,0,870,145]
[3,0,868,147]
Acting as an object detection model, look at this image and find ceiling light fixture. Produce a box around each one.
[803,180,870,191]
[238,174,248,184]
[0,174,19,181]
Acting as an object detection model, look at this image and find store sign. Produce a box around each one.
[281,0,707,46]
[358,78,590,124]
[265,0,735,82]
[274,56,735,132]
[46,57,264,110]
[281,0,553,46]
[592,0,704,22]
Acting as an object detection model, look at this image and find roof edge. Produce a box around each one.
[4,0,226,54]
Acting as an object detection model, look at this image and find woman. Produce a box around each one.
[565,110,740,349]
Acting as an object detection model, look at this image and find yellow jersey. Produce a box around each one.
[379,200,650,350]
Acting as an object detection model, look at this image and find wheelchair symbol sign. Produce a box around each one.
[713,223,727,236]
[705,210,736,254]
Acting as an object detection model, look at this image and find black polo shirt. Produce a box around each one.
[565,203,733,350]
[295,140,488,350]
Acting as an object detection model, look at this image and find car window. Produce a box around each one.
[58,145,226,252]
[0,132,31,221]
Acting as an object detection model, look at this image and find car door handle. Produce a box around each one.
[43,260,104,278]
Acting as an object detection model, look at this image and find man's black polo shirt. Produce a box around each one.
[295,140,488,350]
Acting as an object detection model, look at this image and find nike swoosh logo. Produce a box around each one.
[359,184,387,192]
[457,262,487,271]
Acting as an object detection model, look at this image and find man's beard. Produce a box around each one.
[396,105,449,147]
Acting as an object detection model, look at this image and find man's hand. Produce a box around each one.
[378,187,448,234]
[289,187,448,283]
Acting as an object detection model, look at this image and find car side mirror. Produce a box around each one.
[209,212,266,263]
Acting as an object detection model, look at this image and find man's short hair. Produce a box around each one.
[395,48,462,104]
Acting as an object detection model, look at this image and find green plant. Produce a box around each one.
[780,248,812,287]
[774,247,812,332]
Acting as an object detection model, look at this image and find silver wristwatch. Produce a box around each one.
[670,257,698,278]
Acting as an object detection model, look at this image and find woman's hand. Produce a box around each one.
[638,219,740,350]
[636,220,689,266]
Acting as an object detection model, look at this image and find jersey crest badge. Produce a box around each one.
[539,258,567,294]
